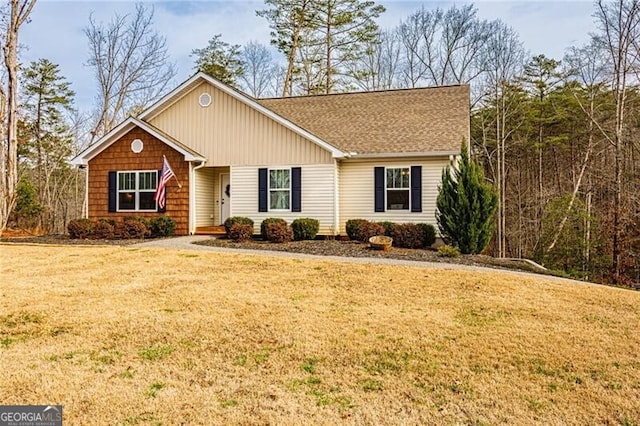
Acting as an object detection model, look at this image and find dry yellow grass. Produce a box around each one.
[1,244,639,425]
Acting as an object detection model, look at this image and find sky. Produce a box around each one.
[20,0,597,111]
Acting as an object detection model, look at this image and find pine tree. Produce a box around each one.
[191,34,244,86]
[21,58,76,232]
[258,0,384,95]
[436,142,498,254]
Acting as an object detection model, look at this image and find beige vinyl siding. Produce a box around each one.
[149,82,333,166]
[231,164,337,234]
[194,166,229,226]
[194,167,215,227]
[338,158,450,233]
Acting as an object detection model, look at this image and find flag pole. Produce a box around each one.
[163,155,183,189]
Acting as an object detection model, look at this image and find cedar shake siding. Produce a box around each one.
[87,127,190,235]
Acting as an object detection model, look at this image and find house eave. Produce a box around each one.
[341,151,460,161]
[70,117,206,166]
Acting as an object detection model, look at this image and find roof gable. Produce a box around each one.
[140,72,346,159]
[70,117,205,165]
[259,86,470,155]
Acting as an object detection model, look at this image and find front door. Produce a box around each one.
[220,173,230,224]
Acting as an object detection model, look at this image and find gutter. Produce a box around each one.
[342,151,459,161]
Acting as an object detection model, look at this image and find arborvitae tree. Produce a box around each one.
[436,142,498,254]
[191,34,244,86]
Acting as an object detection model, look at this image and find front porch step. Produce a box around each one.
[195,225,226,236]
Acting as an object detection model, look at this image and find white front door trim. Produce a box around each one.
[220,172,230,224]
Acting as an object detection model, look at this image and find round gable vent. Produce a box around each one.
[131,139,144,153]
[199,92,212,107]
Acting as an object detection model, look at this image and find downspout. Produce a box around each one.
[83,164,89,219]
[190,160,206,235]
[333,159,340,236]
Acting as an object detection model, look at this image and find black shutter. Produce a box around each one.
[374,167,385,212]
[157,169,166,213]
[291,167,301,212]
[411,165,422,212]
[258,168,268,212]
[108,171,117,212]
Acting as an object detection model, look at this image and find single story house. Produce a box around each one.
[71,72,470,236]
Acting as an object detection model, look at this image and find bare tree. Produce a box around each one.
[239,41,277,98]
[1,0,36,234]
[397,6,432,88]
[479,21,525,258]
[590,0,640,283]
[545,42,608,257]
[347,28,402,91]
[84,3,176,140]
[398,4,492,88]
[595,0,640,283]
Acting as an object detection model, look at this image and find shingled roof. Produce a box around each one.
[258,85,470,155]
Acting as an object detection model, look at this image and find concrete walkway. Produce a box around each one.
[133,236,590,285]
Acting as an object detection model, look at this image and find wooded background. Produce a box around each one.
[1,0,638,285]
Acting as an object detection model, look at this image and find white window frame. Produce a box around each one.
[385,166,411,211]
[117,170,158,212]
[268,168,291,212]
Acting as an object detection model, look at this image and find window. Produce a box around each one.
[269,169,290,210]
[386,167,410,210]
[117,171,157,211]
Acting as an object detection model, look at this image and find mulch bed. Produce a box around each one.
[0,234,141,246]
[194,237,555,276]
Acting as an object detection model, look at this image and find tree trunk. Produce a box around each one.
[1,0,37,234]
[324,0,332,94]
[0,87,6,235]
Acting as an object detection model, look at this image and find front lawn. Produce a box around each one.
[1,244,639,424]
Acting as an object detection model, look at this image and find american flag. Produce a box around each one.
[154,157,176,209]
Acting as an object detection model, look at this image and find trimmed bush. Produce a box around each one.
[67,219,94,239]
[149,216,176,237]
[291,218,320,241]
[228,223,253,242]
[356,221,386,243]
[418,223,437,247]
[345,219,368,240]
[116,219,148,239]
[437,244,461,258]
[123,216,150,229]
[261,218,287,240]
[264,221,293,243]
[92,219,115,239]
[120,216,151,237]
[224,216,254,236]
[390,223,425,249]
[378,221,395,237]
